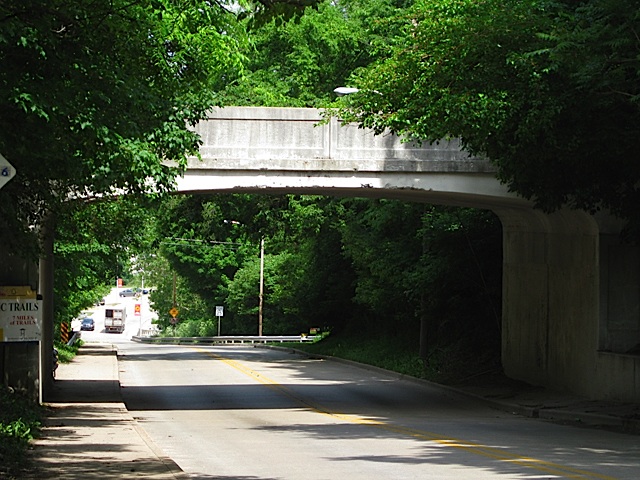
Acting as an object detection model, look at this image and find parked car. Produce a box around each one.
[119,289,135,297]
[80,317,95,331]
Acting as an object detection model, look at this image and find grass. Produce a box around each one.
[285,332,501,385]
[293,334,426,377]
[55,339,83,364]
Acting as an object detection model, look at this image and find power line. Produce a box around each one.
[161,237,243,247]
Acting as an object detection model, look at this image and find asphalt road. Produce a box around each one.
[117,342,640,479]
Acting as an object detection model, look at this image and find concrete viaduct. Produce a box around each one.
[176,107,640,403]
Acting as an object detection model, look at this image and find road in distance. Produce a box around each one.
[118,343,640,479]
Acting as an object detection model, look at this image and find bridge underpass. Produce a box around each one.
[4,107,639,403]
[174,107,640,403]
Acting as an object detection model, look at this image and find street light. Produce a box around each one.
[334,86,360,96]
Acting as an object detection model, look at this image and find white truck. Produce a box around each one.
[104,306,126,333]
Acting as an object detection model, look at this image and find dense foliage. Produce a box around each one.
[143,194,502,377]
[53,197,157,326]
[0,0,246,257]
[0,385,42,478]
[221,0,412,106]
[334,0,640,233]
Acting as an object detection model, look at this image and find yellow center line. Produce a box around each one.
[194,347,617,480]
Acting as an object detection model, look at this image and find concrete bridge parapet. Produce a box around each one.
[181,107,527,210]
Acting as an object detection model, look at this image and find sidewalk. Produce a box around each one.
[28,343,188,479]
[28,344,640,479]
[448,371,640,434]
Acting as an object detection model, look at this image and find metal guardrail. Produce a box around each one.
[138,328,160,337]
[132,335,318,345]
[67,331,81,346]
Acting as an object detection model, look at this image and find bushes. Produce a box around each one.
[55,339,82,364]
[294,334,426,379]
[291,330,501,385]
[0,384,43,478]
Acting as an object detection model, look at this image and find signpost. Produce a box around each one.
[216,305,223,336]
[0,152,16,190]
[135,303,142,336]
[169,306,179,333]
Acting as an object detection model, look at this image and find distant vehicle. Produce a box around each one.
[105,306,126,333]
[80,317,95,331]
[119,289,135,297]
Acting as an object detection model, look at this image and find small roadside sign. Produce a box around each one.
[0,286,42,342]
[134,304,141,316]
[215,306,223,336]
[169,307,179,318]
[0,152,16,190]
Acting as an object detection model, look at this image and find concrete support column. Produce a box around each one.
[493,207,600,395]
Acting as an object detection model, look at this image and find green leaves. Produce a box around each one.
[0,384,42,478]
[53,196,157,325]
[0,0,246,254]
[335,0,640,225]
[221,0,405,107]
[149,193,501,346]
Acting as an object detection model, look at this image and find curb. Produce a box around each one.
[131,421,191,479]
[112,347,191,478]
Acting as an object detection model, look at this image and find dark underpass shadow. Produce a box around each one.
[48,378,121,403]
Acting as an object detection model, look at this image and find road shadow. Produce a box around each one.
[48,379,121,403]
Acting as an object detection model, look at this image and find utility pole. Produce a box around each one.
[258,237,264,336]
[172,271,176,307]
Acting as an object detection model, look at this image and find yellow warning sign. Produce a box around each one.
[169,307,179,318]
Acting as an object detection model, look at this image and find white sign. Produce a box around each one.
[0,298,42,342]
[215,306,224,317]
[0,152,16,190]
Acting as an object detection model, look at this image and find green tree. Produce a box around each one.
[0,0,246,257]
[334,0,640,230]
[53,196,155,326]
[149,194,355,336]
[339,199,502,364]
[226,249,308,335]
[222,0,412,106]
